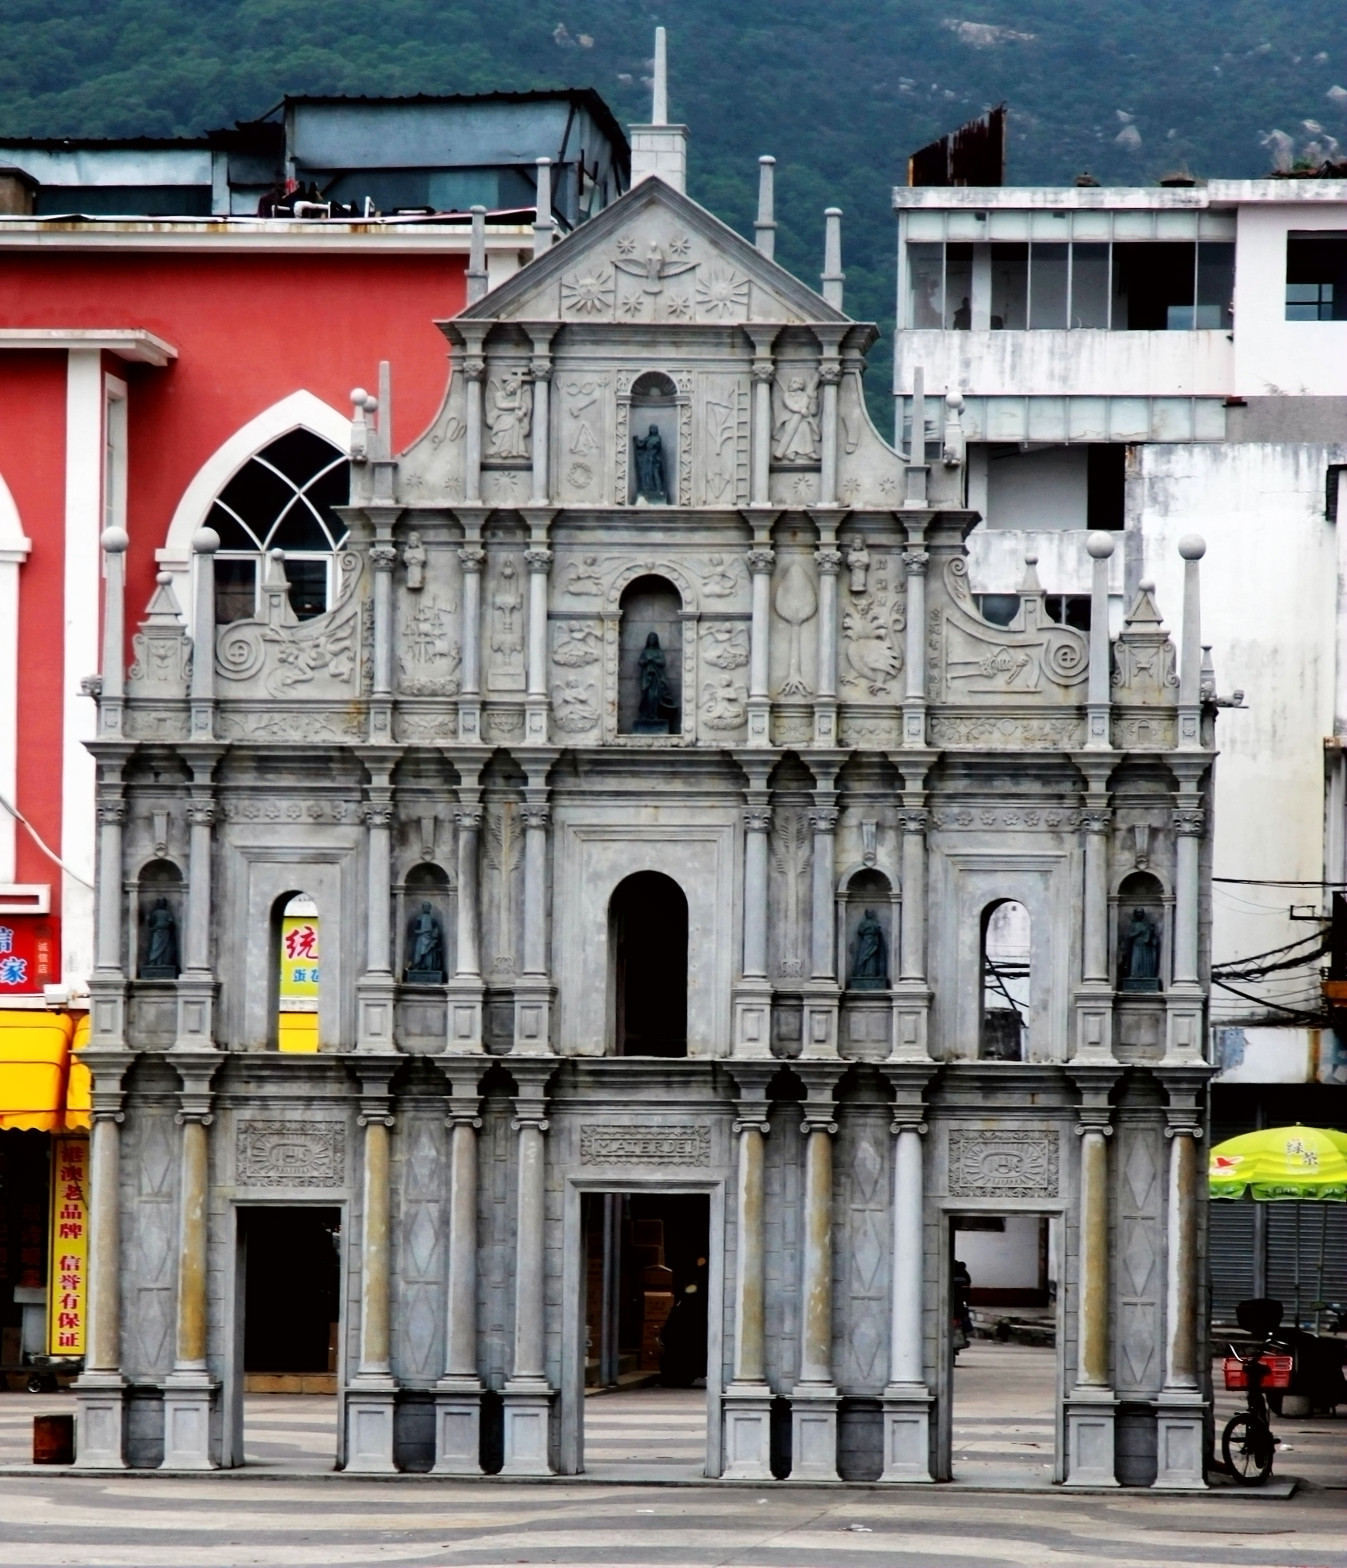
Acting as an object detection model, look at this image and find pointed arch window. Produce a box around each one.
[207,429,350,622]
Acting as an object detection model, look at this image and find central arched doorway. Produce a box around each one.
[610,871,688,1057]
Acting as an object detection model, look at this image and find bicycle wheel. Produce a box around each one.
[1222,1414,1274,1484]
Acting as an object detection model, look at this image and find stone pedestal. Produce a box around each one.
[501,1385,553,1475]
[74,1372,127,1469]
[433,1380,483,1475]
[880,1388,932,1481]
[789,1387,840,1481]
[721,1386,773,1479]
[345,1382,398,1473]
[162,1374,217,1469]
[1066,1392,1118,1487]
[1153,1394,1206,1489]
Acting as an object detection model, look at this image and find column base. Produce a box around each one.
[445,979,486,1053]
[789,1383,839,1480]
[901,701,926,747]
[746,698,771,748]
[501,1380,553,1475]
[720,1383,773,1479]
[813,701,838,748]
[1064,1389,1118,1486]
[800,988,840,1060]
[888,983,931,1062]
[512,982,554,1056]
[1153,1391,1206,1488]
[432,1378,483,1474]
[343,1379,398,1474]
[172,974,217,1051]
[355,977,398,1053]
[524,699,549,743]
[732,984,774,1059]
[1072,989,1117,1064]
[457,701,482,743]
[1163,991,1206,1064]
[880,1384,933,1481]
[73,1371,127,1468]
[162,1372,218,1469]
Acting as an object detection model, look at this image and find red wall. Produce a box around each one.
[0,249,466,622]
[1,353,68,894]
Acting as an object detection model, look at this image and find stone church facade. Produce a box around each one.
[75,167,1217,1485]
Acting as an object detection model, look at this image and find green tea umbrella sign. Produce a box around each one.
[1208,1125,1347,1202]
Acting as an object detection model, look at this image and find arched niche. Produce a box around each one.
[401,862,451,984]
[609,870,688,1057]
[273,891,321,1052]
[628,371,678,505]
[980,898,1030,1061]
[1116,870,1165,992]
[136,859,183,980]
[842,868,894,991]
[619,575,683,734]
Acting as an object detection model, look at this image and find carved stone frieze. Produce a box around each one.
[579,1124,712,1166]
[220,797,358,823]
[947,1128,1060,1198]
[216,707,364,742]
[929,714,1084,750]
[235,1120,347,1188]
[932,806,1081,830]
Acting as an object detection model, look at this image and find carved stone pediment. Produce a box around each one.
[443,177,849,331]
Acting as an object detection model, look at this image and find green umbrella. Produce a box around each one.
[1208,1125,1347,1202]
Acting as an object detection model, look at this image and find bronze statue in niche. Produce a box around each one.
[635,632,679,733]
[404,902,446,983]
[140,897,180,980]
[849,908,889,990]
[1119,907,1161,991]
[633,425,669,503]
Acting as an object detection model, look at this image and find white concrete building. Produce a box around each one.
[893,179,1347,1315]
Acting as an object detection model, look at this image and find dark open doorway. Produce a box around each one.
[582,1192,709,1478]
[237,1206,341,1470]
[611,871,688,1056]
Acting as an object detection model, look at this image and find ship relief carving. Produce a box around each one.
[939,556,1088,700]
[216,551,365,699]
[580,1124,712,1166]
[947,1128,1059,1198]
[236,1120,346,1188]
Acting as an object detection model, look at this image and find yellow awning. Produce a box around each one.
[66,1014,91,1131]
[0,1010,74,1131]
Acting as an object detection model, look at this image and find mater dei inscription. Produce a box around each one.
[579,1125,712,1167]
[235,1121,347,1188]
[947,1129,1060,1199]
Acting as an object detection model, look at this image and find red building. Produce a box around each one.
[0,92,628,1007]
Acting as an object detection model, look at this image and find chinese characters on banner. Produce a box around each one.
[278,915,320,1053]
[47,1136,88,1356]
[0,919,56,993]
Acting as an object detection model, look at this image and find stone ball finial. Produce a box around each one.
[1086,530,1115,559]
[1139,578,1155,593]
[1024,552,1039,567]
[100,526,129,554]
[269,547,286,561]
[1178,533,1206,560]
[350,386,368,409]
[945,390,964,410]
[156,571,173,586]
[760,154,776,167]
[192,526,220,555]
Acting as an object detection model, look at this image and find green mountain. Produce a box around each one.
[4,0,1343,406]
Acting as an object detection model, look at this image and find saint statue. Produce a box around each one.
[403,531,426,591]
[141,896,179,979]
[1119,907,1161,990]
[404,902,446,983]
[849,908,889,990]
[633,425,668,504]
[635,632,677,733]
[772,372,821,461]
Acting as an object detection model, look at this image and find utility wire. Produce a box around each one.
[1210,976,1329,1022]
[0,790,93,890]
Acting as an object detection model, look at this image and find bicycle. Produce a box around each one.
[1221,1342,1290,1485]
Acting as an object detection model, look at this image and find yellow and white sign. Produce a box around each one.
[48,1135,89,1356]
[278,914,319,1053]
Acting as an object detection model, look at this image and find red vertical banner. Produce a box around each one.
[47,1135,88,1356]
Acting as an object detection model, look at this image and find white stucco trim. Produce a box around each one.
[157,391,351,631]
[61,350,104,991]
[0,469,32,884]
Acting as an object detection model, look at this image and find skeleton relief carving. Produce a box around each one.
[488,557,525,690]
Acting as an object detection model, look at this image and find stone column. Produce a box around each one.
[513,765,555,1054]
[1065,1068,1120,1486]
[527,331,556,503]
[881,1068,933,1480]
[345,1073,398,1472]
[98,525,127,738]
[791,1072,840,1480]
[901,534,928,747]
[74,1055,130,1467]
[435,1073,484,1473]
[1155,1079,1207,1488]
[456,539,485,743]
[174,767,219,1051]
[801,800,840,1058]
[818,364,840,506]
[1085,532,1115,749]
[745,334,778,506]
[367,536,398,742]
[1165,787,1206,1063]
[813,544,841,746]
[733,758,774,1057]
[189,526,219,740]
[446,760,486,1052]
[356,765,397,1051]
[163,1061,218,1468]
[523,546,552,743]
[1074,788,1116,1063]
[891,800,933,1060]
[88,780,129,1050]
[722,1069,773,1478]
[746,546,775,746]
[1176,534,1205,751]
[502,1068,555,1475]
[462,337,486,505]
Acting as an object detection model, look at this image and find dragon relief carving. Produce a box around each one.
[215,551,365,699]
[842,557,905,697]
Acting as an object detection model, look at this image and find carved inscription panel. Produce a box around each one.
[579,1124,712,1166]
[235,1120,347,1188]
[947,1128,1059,1198]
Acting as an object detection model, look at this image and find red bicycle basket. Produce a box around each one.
[1223,1353,1293,1390]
